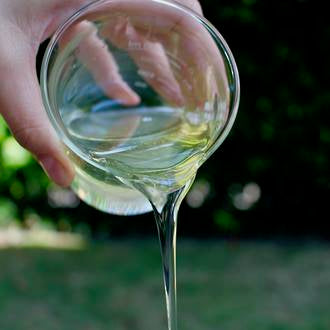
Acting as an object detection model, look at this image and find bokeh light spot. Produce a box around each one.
[186,179,211,208]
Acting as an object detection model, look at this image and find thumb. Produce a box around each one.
[0,49,74,187]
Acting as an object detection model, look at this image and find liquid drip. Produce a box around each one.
[149,178,194,330]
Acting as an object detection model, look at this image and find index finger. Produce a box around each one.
[83,0,229,108]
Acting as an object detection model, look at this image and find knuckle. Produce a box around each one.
[12,124,46,154]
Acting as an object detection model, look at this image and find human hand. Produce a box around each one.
[0,0,216,188]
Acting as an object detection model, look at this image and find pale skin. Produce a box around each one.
[0,0,212,187]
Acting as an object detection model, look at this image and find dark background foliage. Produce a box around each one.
[1,0,329,239]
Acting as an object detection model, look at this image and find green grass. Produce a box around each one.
[0,239,330,330]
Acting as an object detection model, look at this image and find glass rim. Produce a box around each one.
[40,0,240,170]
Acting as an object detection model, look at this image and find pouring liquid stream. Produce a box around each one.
[150,179,194,330]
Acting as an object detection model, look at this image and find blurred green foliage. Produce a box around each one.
[1,0,329,238]
[0,117,48,227]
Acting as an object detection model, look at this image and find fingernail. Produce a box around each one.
[165,87,185,107]
[117,83,141,106]
[39,156,72,187]
[119,92,141,106]
[157,79,184,106]
[126,92,141,106]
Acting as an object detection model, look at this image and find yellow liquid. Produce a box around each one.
[64,105,215,214]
